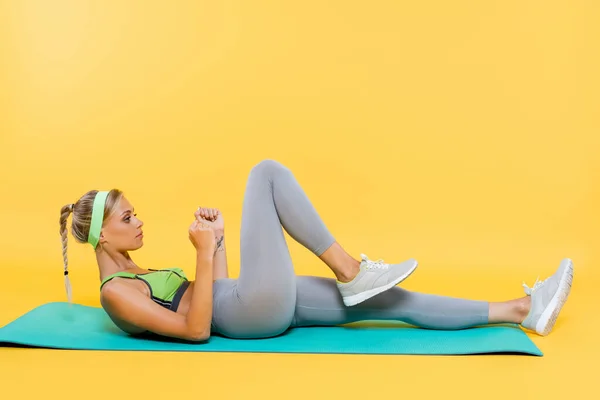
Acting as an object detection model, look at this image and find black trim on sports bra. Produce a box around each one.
[170,280,191,312]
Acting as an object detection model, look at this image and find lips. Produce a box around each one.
[136,232,143,237]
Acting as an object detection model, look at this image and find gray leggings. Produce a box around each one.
[210,160,489,339]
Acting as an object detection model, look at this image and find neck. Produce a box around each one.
[95,247,138,281]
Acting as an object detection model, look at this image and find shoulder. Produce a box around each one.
[100,279,148,335]
[101,275,149,298]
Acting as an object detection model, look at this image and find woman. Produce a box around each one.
[59,159,573,341]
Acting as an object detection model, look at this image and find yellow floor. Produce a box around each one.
[1,0,599,398]
[1,263,597,399]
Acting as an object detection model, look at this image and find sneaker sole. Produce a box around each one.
[342,260,418,307]
[535,258,574,336]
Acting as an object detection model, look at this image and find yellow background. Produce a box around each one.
[1,1,598,398]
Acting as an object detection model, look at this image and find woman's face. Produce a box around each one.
[98,196,144,252]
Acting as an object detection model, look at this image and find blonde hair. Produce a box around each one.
[59,189,123,303]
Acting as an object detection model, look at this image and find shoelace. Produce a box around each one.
[361,254,389,270]
[522,277,546,295]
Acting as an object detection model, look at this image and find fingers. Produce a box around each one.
[196,206,219,222]
[196,218,213,230]
[195,207,206,221]
[190,220,213,233]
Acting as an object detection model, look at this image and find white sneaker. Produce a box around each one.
[336,253,418,306]
[521,258,574,336]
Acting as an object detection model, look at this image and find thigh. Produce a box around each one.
[291,275,419,327]
[211,278,292,338]
[291,276,349,327]
[236,160,296,305]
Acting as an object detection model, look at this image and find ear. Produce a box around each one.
[99,230,107,245]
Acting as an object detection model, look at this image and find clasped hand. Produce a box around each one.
[189,207,224,253]
[195,207,224,232]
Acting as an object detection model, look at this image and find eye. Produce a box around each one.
[124,213,137,222]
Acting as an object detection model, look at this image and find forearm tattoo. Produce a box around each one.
[214,235,225,255]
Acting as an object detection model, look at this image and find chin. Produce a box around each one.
[127,242,144,251]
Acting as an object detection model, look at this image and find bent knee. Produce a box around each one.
[250,159,289,178]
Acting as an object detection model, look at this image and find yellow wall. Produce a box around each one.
[2,2,599,399]
[1,0,598,301]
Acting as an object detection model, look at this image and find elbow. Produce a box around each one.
[187,329,211,342]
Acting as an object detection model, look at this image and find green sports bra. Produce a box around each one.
[100,267,190,312]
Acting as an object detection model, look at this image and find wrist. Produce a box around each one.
[196,250,214,261]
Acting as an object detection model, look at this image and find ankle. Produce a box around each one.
[513,296,531,323]
[319,243,361,282]
[335,259,360,283]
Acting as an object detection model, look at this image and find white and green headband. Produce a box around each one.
[88,191,109,249]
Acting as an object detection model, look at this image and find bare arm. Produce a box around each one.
[186,250,214,339]
[101,251,214,342]
[212,229,229,280]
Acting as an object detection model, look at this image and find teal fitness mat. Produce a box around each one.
[0,302,543,356]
